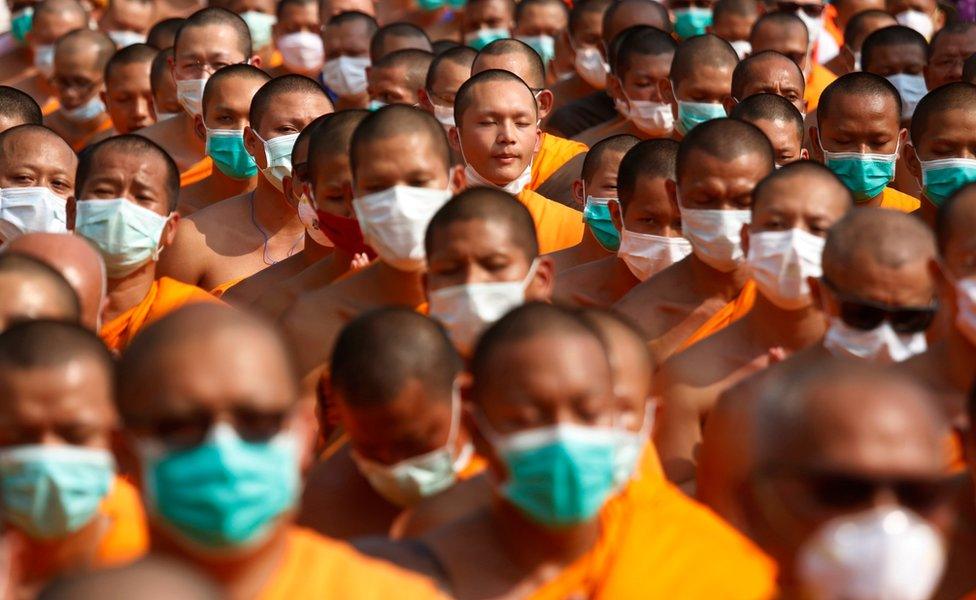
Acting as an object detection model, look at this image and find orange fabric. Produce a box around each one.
[255,527,445,600]
[823,4,844,48]
[516,188,585,254]
[179,156,213,188]
[99,277,224,352]
[529,133,588,191]
[804,64,837,111]
[880,186,921,212]
[41,97,60,116]
[69,117,114,152]
[676,280,758,353]
[529,444,776,600]
[93,476,149,567]
[209,276,246,298]
[458,453,487,480]
[946,431,966,474]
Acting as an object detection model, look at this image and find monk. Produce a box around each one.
[548,134,638,273]
[575,27,677,145]
[546,0,611,113]
[812,71,920,211]
[3,232,105,331]
[148,48,181,122]
[661,33,738,140]
[825,8,896,76]
[247,110,369,318]
[0,253,80,331]
[727,50,807,116]
[449,69,584,253]
[0,320,149,598]
[368,22,432,63]
[320,0,375,18]
[68,135,220,352]
[158,75,332,295]
[903,82,976,228]
[923,22,976,91]
[358,303,776,599]
[176,64,269,215]
[557,138,686,308]
[320,11,377,110]
[614,119,774,364]
[44,29,115,151]
[298,308,479,539]
[418,45,476,140]
[147,17,185,50]
[750,11,836,111]
[473,39,589,207]
[654,161,851,484]
[267,0,322,78]
[0,124,75,242]
[730,92,809,166]
[98,0,155,47]
[366,48,433,108]
[0,85,43,133]
[710,0,760,59]
[115,304,447,599]
[101,44,156,136]
[739,358,954,600]
[460,0,514,51]
[137,7,260,182]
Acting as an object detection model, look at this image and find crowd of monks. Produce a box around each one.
[0,0,974,596]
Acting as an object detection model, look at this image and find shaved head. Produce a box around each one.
[670,34,739,86]
[33,0,87,26]
[817,72,901,127]
[581,133,640,185]
[910,82,976,145]
[603,0,671,42]
[676,118,774,181]
[472,38,546,89]
[425,46,477,92]
[752,160,851,213]
[425,187,539,260]
[577,308,650,376]
[0,124,76,175]
[822,208,936,281]
[0,319,112,377]
[730,51,805,101]
[369,22,432,63]
[54,29,116,69]
[0,253,81,331]
[349,105,450,176]
[308,109,368,167]
[0,86,42,131]
[374,49,435,95]
[618,138,678,211]
[249,74,333,132]
[76,135,179,212]
[936,183,976,255]
[201,64,270,116]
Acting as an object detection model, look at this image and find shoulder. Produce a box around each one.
[540,132,589,156]
[881,187,922,212]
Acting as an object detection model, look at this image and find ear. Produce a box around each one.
[448,164,464,194]
[536,89,554,119]
[609,198,623,231]
[448,125,462,154]
[809,126,824,163]
[99,89,108,106]
[607,73,624,103]
[248,54,262,68]
[66,196,77,229]
[904,141,922,184]
[740,222,750,256]
[159,212,180,248]
[461,403,506,481]
[533,126,542,154]
[243,125,265,167]
[341,179,355,209]
[193,113,206,141]
[659,77,675,107]
[527,255,555,301]
[571,178,584,208]
[723,96,736,115]
[897,126,909,149]
[799,148,809,160]
[933,7,945,31]
[808,276,823,310]
[418,88,433,112]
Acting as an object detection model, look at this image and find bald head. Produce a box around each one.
[822,208,935,282]
[676,118,774,182]
[618,138,678,210]
[730,50,805,103]
[308,109,368,167]
[581,133,640,186]
[936,183,976,256]
[369,22,432,63]
[3,233,106,331]
[752,160,852,213]
[248,74,333,132]
[349,105,450,176]
[33,0,88,30]
[425,46,477,92]
[473,38,546,89]
[425,187,539,260]
[373,49,435,99]
[602,0,671,43]
[0,319,111,379]
[670,33,739,86]
[54,29,116,70]
[0,253,81,332]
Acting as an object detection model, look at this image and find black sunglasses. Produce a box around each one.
[776,2,825,16]
[821,277,938,334]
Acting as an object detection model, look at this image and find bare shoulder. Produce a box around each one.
[134,117,171,144]
[281,282,352,375]
[553,256,616,307]
[186,192,251,231]
[614,261,697,337]
[393,475,492,540]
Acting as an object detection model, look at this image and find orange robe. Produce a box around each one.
[822,4,844,49]
[68,117,114,152]
[99,277,224,352]
[179,156,214,188]
[529,133,588,191]
[210,276,247,298]
[94,476,149,567]
[516,188,585,254]
[255,527,446,600]
[804,64,837,111]
[879,186,921,212]
[41,97,59,116]
[677,280,758,353]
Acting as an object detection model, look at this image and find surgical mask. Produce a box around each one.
[33,43,54,78]
[239,10,276,50]
[314,204,374,257]
[297,195,334,247]
[886,73,927,120]
[206,128,258,179]
[574,45,609,89]
[0,186,67,240]
[137,423,300,551]
[61,94,106,124]
[821,139,898,201]
[795,8,823,45]
[823,317,927,363]
[618,227,692,281]
[674,93,726,135]
[462,152,532,195]
[614,97,631,120]
[517,34,555,65]
[107,29,147,48]
[730,39,752,60]
[429,259,538,355]
[465,27,510,51]
[351,392,472,507]
[0,445,115,540]
[155,111,180,122]
[920,157,976,207]
[673,7,713,39]
[11,7,33,43]
[953,276,976,348]
[627,98,674,136]
[321,55,369,97]
[431,100,455,128]
[368,99,386,111]
[176,77,207,117]
[679,207,751,272]
[746,228,825,310]
[896,9,934,40]
[797,507,945,600]
[276,31,324,73]
[256,131,299,192]
[582,196,620,252]
[353,184,452,271]
[74,198,170,279]
[612,401,654,489]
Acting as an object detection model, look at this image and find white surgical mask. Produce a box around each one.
[276,31,324,73]
[154,111,180,122]
[0,187,67,240]
[618,226,691,281]
[746,228,825,310]
[321,55,370,97]
[730,39,752,60]
[953,276,976,348]
[626,97,674,137]
[33,44,54,77]
[239,10,276,50]
[797,506,945,600]
[823,317,928,363]
[256,132,299,192]
[886,73,927,120]
[612,400,654,489]
[353,184,452,271]
[61,94,106,124]
[74,198,170,278]
[574,45,609,89]
[679,206,751,272]
[176,77,207,117]
[614,97,631,120]
[896,9,934,40]
[431,100,455,129]
[429,259,538,355]
[107,29,147,48]
[458,138,533,195]
[297,194,333,248]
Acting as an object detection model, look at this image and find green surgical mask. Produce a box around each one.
[11,6,33,43]
[582,195,620,252]
[74,198,170,279]
[675,99,726,135]
[920,157,976,207]
[517,35,556,66]
[673,7,712,39]
[822,139,898,201]
[239,10,275,50]
[206,128,258,179]
[465,27,510,51]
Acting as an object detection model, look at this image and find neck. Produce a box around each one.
[104,262,157,322]
[176,112,205,154]
[577,229,612,260]
[20,513,110,585]
[743,293,826,352]
[688,253,749,299]
[302,235,332,263]
[489,495,599,571]
[252,179,304,235]
[917,195,938,228]
[209,168,257,201]
[373,261,426,303]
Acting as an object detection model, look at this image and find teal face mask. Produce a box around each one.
[516,35,556,66]
[239,10,276,50]
[206,128,257,179]
[11,6,33,43]
[368,99,386,112]
[465,28,510,51]
[675,97,726,135]
[0,445,115,540]
[821,141,898,201]
[74,198,170,279]
[417,0,466,10]
[920,157,976,207]
[139,423,300,551]
[673,7,713,39]
[582,195,620,252]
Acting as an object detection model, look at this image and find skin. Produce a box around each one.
[514,2,567,39]
[613,148,771,365]
[368,64,420,106]
[924,29,976,91]
[6,4,87,106]
[727,55,807,114]
[151,57,182,120]
[750,22,811,80]
[825,12,896,75]
[320,0,374,18]
[0,129,76,206]
[748,117,808,166]
[711,12,757,44]
[661,63,736,138]
[45,41,112,150]
[420,58,471,116]
[99,0,155,36]
[103,59,155,135]
[0,272,77,331]
[322,19,372,109]
[461,0,514,38]
[548,7,603,110]
[835,0,885,31]
[863,41,927,77]
[158,90,332,290]
[270,2,321,76]
[905,106,976,224]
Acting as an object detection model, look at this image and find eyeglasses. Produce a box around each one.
[50,75,100,93]
[821,277,938,334]
[173,58,249,79]
[776,1,825,16]
[133,408,291,449]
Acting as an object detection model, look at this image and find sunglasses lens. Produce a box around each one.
[810,473,875,509]
[895,481,949,514]
[839,301,886,331]
[890,308,936,334]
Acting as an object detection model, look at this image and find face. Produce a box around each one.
[823,256,935,319]
[673,150,771,210]
[171,23,251,83]
[425,59,470,110]
[619,174,683,237]
[737,59,806,112]
[73,150,174,230]
[941,195,976,281]
[712,12,757,42]
[455,81,540,185]
[749,178,848,245]
[273,1,319,38]
[462,0,514,35]
[353,132,451,195]
[0,275,76,332]
[52,44,105,110]
[152,62,181,117]
[863,42,927,76]
[367,65,419,105]
[0,360,115,450]
[752,117,806,165]
[925,31,976,90]
[751,24,810,77]
[578,149,625,202]
[323,20,371,60]
[104,60,154,134]
[569,8,602,48]
[284,135,311,207]
[310,150,353,217]
[28,8,87,47]
[835,0,884,27]
[0,134,76,199]
[613,52,672,104]
[667,63,735,111]
[321,0,374,17]
[244,90,333,170]
[514,3,567,38]
[813,92,904,158]
[907,108,976,184]
[200,75,266,132]
[603,2,668,45]
[100,0,154,35]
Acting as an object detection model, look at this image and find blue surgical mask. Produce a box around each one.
[11,7,33,43]
[920,157,976,207]
[582,195,620,251]
[206,128,258,179]
[673,7,713,39]
[368,99,386,112]
[0,445,115,540]
[74,198,170,279]
[516,35,556,65]
[239,10,276,50]
[137,423,300,551]
[256,131,299,192]
[465,27,510,51]
[821,137,898,201]
[673,86,726,135]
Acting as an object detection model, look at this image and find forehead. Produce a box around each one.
[931,31,976,56]
[175,23,244,57]
[630,174,673,207]
[0,133,73,168]
[752,117,800,144]
[681,148,769,182]
[752,23,807,48]
[0,362,114,423]
[474,53,534,83]
[480,332,609,398]
[371,63,408,84]
[260,89,331,121]
[623,52,673,76]
[468,0,513,18]
[823,90,899,125]
[108,59,153,84]
[466,79,535,113]
[745,59,802,86]
[429,217,526,256]
[210,75,265,104]
[280,1,317,18]
[755,176,847,216]
[519,2,566,23]
[85,148,168,187]
[55,43,100,67]
[354,131,445,175]
[867,42,926,65]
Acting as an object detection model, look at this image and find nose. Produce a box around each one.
[497,120,516,144]
[871,484,901,510]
